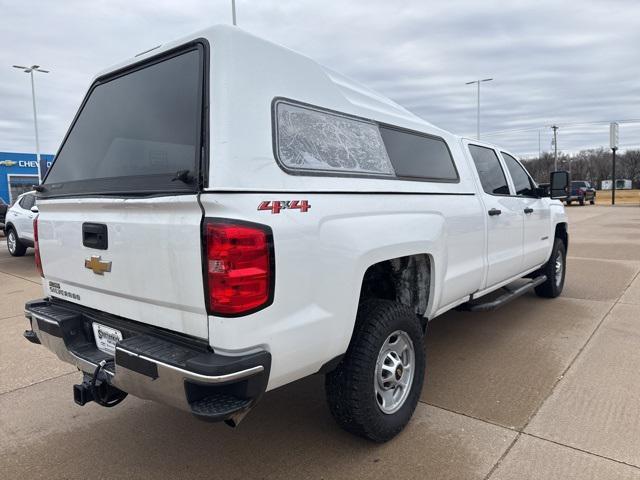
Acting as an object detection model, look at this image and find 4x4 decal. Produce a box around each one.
[258,200,311,214]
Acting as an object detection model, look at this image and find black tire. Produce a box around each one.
[566,200,572,206]
[535,238,566,298]
[6,228,27,257]
[579,197,585,206]
[325,299,426,443]
[590,198,595,205]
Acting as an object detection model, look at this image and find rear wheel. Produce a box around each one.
[6,228,27,257]
[325,299,426,442]
[535,238,566,298]
[566,200,572,206]
[579,197,585,206]
[590,198,595,205]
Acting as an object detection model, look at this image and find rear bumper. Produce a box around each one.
[567,193,595,201]
[24,298,271,423]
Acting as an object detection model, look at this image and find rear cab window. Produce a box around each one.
[41,43,206,198]
[468,144,510,195]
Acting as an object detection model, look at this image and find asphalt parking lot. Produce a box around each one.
[1,205,639,479]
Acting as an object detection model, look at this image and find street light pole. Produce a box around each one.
[465,78,493,140]
[13,64,49,184]
[538,130,541,159]
[231,0,237,25]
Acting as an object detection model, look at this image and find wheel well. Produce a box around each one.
[359,254,431,318]
[555,222,568,251]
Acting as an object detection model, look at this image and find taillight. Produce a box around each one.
[33,217,43,277]
[203,220,274,316]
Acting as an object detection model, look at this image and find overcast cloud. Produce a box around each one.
[1,0,639,158]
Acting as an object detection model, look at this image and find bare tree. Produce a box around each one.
[523,148,640,188]
[621,150,640,187]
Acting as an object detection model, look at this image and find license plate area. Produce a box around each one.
[92,322,123,356]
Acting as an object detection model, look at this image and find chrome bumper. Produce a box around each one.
[25,299,270,421]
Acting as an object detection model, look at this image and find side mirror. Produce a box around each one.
[550,171,570,199]
[30,205,39,213]
[535,183,550,197]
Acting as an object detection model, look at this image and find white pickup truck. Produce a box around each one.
[24,25,570,442]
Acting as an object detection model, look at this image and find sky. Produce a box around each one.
[1,0,639,158]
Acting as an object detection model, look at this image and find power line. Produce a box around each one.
[481,119,640,137]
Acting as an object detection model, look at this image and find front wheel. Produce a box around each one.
[6,228,27,257]
[325,299,426,442]
[590,198,595,205]
[535,238,566,298]
[579,197,585,206]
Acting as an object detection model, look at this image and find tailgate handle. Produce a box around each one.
[82,223,108,250]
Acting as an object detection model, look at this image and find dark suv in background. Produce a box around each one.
[567,181,596,205]
[0,198,8,232]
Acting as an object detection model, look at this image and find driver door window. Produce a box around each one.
[502,153,536,196]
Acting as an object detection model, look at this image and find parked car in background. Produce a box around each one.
[0,198,7,231]
[5,191,37,256]
[567,181,596,205]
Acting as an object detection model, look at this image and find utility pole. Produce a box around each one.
[12,64,49,184]
[551,125,559,171]
[465,78,493,140]
[231,0,237,25]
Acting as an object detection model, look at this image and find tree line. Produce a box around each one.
[523,148,640,188]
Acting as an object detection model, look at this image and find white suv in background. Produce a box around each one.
[5,191,37,256]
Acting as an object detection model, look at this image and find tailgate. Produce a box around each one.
[37,196,208,339]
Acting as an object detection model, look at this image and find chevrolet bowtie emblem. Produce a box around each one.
[84,255,112,275]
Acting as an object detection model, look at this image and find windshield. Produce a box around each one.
[42,46,204,197]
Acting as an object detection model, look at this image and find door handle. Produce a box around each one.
[488,208,502,216]
[83,223,109,250]
[524,208,534,214]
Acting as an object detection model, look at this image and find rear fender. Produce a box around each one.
[318,211,445,355]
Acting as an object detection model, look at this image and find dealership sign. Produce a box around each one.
[0,151,55,204]
[0,159,53,169]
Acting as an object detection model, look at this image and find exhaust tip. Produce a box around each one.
[23,330,41,344]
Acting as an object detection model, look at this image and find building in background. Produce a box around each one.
[0,152,54,204]
[601,179,633,190]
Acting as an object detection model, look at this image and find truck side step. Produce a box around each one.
[460,275,547,312]
[190,393,252,423]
